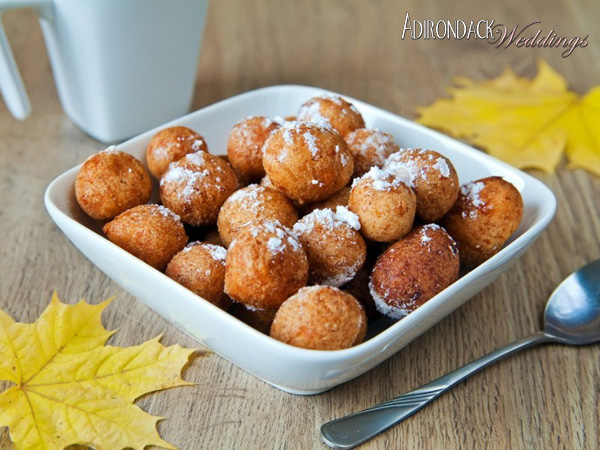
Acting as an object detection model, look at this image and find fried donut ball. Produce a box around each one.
[227,116,280,181]
[75,149,151,221]
[262,121,354,204]
[160,152,238,226]
[103,204,187,271]
[166,242,230,309]
[301,186,352,216]
[370,224,459,318]
[384,149,459,222]
[345,129,399,177]
[224,221,308,310]
[217,184,298,247]
[293,207,366,287]
[146,126,208,179]
[229,303,277,335]
[441,177,523,267]
[297,95,365,137]
[348,167,416,242]
[270,286,367,350]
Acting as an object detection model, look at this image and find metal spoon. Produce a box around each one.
[321,259,600,449]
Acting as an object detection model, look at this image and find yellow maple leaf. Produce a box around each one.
[417,59,600,175]
[0,292,196,450]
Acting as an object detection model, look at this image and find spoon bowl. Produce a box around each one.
[544,259,600,345]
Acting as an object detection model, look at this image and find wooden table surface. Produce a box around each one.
[1,1,599,449]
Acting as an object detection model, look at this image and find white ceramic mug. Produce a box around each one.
[0,0,208,142]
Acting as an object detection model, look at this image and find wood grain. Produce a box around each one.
[0,1,598,449]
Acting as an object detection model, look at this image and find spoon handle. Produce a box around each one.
[321,331,554,449]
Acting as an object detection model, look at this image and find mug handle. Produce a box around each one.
[0,0,53,119]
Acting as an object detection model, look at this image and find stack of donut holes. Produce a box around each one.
[75,94,524,351]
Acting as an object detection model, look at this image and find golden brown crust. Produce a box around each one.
[227,116,280,181]
[159,152,238,226]
[146,126,208,179]
[384,149,459,222]
[348,169,416,242]
[293,208,366,287]
[224,221,308,310]
[301,186,352,216]
[441,176,524,267]
[103,204,188,271]
[345,128,399,177]
[370,224,459,318]
[165,243,229,308]
[75,150,151,221]
[217,185,298,247]
[297,96,365,137]
[270,286,367,350]
[262,122,354,204]
[229,303,277,335]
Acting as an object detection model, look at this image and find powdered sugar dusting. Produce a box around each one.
[460,181,486,219]
[248,220,302,255]
[383,152,420,187]
[369,279,409,319]
[322,264,361,288]
[185,151,207,165]
[277,146,289,163]
[297,101,332,126]
[100,145,118,154]
[282,128,294,146]
[161,164,210,202]
[226,184,265,211]
[339,148,349,167]
[461,181,485,208]
[355,166,404,192]
[418,223,442,247]
[273,115,286,125]
[191,139,205,151]
[182,242,226,264]
[384,149,452,186]
[267,237,285,253]
[298,95,362,127]
[293,206,361,237]
[357,130,395,155]
[303,131,319,157]
[335,206,360,230]
[432,157,450,177]
[154,205,180,221]
[321,94,343,106]
[205,243,227,262]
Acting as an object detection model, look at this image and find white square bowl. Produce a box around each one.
[44,85,556,395]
